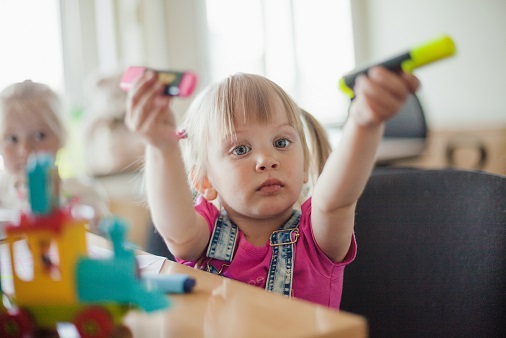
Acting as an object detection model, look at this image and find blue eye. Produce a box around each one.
[33,131,48,142]
[274,138,291,148]
[232,145,251,156]
[5,135,18,144]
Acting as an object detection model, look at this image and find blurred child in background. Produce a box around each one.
[0,80,110,233]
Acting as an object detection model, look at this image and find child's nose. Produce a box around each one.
[16,140,33,157]
[256,154,280,172]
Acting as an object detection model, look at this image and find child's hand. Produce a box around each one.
[125,71,179,151]
[349,66,420,127]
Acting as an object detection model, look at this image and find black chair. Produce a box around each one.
[340,167,506,338]
[146,222,175,261]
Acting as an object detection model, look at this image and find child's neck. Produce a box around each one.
[227,208,295,247]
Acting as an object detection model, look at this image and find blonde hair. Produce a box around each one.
[0,80,67,147]
[180,73,331,197]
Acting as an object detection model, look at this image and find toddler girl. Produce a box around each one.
[126,69,419,308]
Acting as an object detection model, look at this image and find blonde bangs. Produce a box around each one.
[0,81,67,146]
[213,73,302,142]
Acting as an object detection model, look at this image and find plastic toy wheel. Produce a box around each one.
[111,324,133,338]
[74,306,114,338]
[0,309,35,338]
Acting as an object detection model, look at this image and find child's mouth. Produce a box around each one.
[258,179,283,193]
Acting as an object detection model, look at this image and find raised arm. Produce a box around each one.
[311,67,420,262]
[125,72,210,260]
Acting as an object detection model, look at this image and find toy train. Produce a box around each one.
[0,153,170,337]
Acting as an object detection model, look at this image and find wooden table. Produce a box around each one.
[90,234,368,338]
[11,233,366,337]
[127,261,367,337]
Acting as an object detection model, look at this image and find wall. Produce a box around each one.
[61,1,506,246]
[63,0,506,130]
[351,0,506,130]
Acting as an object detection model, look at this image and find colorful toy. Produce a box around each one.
[120,66,198,97]
[0,153,171,338]
[339,35,456,98]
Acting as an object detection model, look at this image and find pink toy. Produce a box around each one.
[120,66,198,97]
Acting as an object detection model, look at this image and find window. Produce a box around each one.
[0,0,64,170]
[0,0,64,92]
[205,0,355,125]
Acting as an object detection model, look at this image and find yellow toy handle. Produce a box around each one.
[402,35,456,72]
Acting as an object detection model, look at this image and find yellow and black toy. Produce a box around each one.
[339,35,456,99]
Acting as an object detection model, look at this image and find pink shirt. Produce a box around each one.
[176,197,356,308]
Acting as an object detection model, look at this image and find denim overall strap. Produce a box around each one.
[265,210,301,297]
[206,209,238,262]
[205,209,301,297]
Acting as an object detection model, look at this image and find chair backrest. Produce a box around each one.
[340,168,506,338]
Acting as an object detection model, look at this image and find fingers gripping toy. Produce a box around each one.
[339,35,456,98]
[0,153,171,338]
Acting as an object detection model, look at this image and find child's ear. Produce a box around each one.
[303,159,309,184]
[195,175,218,201]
